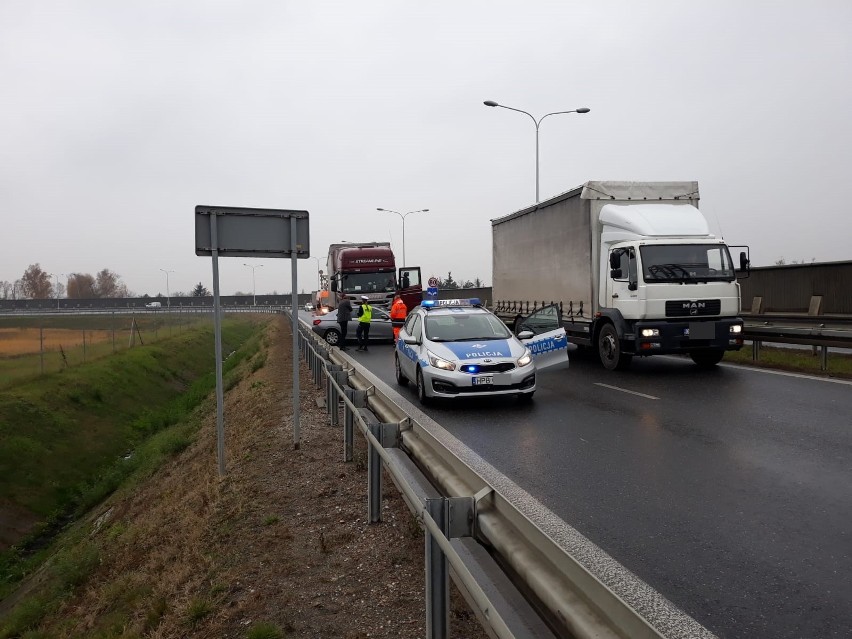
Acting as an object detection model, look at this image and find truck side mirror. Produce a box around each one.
[739,251,750,271]
[609,252,621,269]
[330,280,337,292]
[610,268,623,279]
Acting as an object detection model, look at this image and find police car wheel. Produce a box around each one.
[395,354,408,386]
[324,329,341,346]
[416,368,431,405]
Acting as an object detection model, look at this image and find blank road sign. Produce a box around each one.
[195,205,310,258]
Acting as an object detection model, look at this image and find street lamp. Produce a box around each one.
[243,263,263,306]
[310,257,322,292]
[52,273,65,310]
[159,269,175,308]
[483,100,590,203]
[375,208,429,266]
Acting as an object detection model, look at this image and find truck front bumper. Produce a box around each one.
[627,319,744,355]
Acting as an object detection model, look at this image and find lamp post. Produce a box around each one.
[483,100,590,203]
[310,257,322,291]
[159,269,175,308]
[375,208,429,267]
[52,273,65,310]
[243,263,263,306]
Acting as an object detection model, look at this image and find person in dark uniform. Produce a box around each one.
[337,296,353,350]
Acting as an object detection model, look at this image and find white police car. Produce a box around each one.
[394,298,568,404]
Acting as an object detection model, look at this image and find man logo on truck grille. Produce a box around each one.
[682,301,706,316]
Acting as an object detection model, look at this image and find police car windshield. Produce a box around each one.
[425,313,511,342]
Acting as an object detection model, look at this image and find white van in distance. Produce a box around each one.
[145,301,162,308]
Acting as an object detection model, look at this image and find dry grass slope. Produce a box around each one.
[1,316,487,638]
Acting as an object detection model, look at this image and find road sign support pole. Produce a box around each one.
[291,216,301,450]
[210,212,226,476]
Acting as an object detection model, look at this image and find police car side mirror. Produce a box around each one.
[517,330,534,340]
[403,337,420,346]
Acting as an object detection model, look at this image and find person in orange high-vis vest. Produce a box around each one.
[390,295,408,342]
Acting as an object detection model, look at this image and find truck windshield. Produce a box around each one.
[341,272,396,293]
[640,244,735,283]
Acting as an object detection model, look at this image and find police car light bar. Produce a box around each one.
[422,298,482,309]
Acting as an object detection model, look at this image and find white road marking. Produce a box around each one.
[594,383,659,400]
[718,362,852,385]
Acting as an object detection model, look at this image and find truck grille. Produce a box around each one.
[665,299,721,317]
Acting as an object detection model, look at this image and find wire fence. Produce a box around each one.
[0,311,212,387]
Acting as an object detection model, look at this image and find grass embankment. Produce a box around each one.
[724,344,852,379]
[0,315,208,387]
[0,316,270,632]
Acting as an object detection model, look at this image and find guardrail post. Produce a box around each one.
[330,371,348,427]
[752,339,761,361]
[368,421,382,523]
[820,345,828,371]
[343,389,367,462]
[326,365,343,415]
[314,348,323,386]
[425,498,449,639]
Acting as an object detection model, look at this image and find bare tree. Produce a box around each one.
[65,269,130,298]
[0,280,13,299]
[67,273,96,299]
[94,269,129,298]
[20,263,52,299]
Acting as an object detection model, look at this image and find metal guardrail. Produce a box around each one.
[291,313,712,639]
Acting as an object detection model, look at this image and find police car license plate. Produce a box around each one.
[472,376,493,386]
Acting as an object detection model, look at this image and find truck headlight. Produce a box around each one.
[427,350,456,371]
[729,325,742,334]
[517,348,533,367]
[641,328,659,337]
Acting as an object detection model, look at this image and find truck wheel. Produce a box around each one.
[598,324,632,371]
[690,349,724,368]
[394,354,408,386]
[324,329,341,346]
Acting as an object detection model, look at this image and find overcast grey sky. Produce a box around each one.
[2,1,850,297]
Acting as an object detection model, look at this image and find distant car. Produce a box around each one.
[311,307,394,346]
[395,298,568,404]
[145,301,162,308]
[304,302,314,311]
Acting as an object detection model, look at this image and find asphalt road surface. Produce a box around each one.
[320,321,852,639]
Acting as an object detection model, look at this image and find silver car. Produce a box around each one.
[394,299,568,404]
[311,306,394,346]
